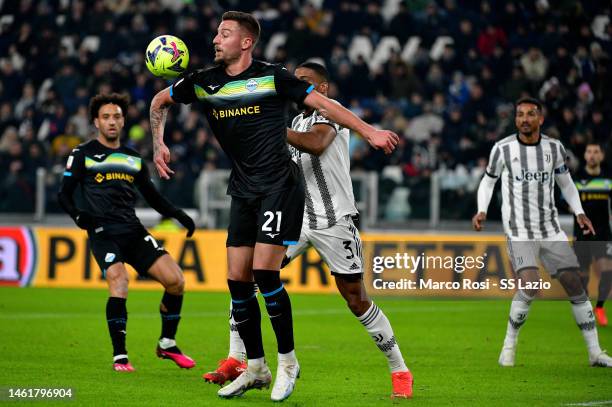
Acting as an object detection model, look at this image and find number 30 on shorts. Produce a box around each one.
[262,211,282,233]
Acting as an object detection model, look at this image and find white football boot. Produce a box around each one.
[217,363,272,398]
[589,350,612,367]
[271,360,300,402]
[498,346,516,367]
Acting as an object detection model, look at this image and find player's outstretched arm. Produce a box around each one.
[302,91,398,154]
[286,124,336,156]
[472,173,498,231]
[150,87,176,179]
[556,171,595,235]
[136,164,195,237]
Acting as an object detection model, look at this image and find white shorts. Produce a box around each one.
[506,231,580,275]
[285,215,363,275]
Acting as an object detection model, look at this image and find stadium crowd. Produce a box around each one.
[0,0,610,221]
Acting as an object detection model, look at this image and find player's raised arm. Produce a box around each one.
[286,123,336,156]
[302,91,398,154]
[150,87,176,179]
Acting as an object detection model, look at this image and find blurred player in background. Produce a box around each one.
[149,11,398,401]
[574,142,612,326]
[203,62,413,399]
[473,97,612,367]
[58,94,196,372]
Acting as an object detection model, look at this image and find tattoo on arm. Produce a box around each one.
[150,102,169,155]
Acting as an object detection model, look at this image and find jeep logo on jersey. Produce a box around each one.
[246,79,258,92]
[515,169,550,183]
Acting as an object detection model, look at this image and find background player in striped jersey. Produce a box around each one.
[472,97,612,367]
[573,142,612,326]
[204,62,413,399]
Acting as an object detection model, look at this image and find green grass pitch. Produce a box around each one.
[1,287,611,406]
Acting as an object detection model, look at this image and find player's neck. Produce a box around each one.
[97,135,120,149]
[517,132,541,145]
[585,165,601,176]
[224,53,253,77]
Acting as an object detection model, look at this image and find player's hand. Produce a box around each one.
[576,214,595,236]
[153,142,174,179]
[472,212,486,231]
[75,211,96,231]
[174,210,195,237]
[364,129,399,154]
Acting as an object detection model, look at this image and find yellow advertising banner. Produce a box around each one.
[30,227,337,293]
[0,226,600,298]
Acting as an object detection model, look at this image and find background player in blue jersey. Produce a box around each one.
[58,93,196,372]
[574,142,612,326]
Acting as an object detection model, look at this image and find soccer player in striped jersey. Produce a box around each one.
[204,62,413,398]
[473,97,612,367]
[573,142,612,326]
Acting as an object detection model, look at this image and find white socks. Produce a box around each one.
[113,354,128,362]
[570,293,602,358]
[503,290,533,348]
[247,357,266,372]
[278,350,297,365]
[158,337,176,349]
[358,302,408,373]
[228,301,247,362]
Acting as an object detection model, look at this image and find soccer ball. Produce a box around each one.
[145,35,189,79]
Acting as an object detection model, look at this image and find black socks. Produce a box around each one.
[160,291,183,340]
[106,297,127,357]
[228,279,264,359]
[253,269,294,354]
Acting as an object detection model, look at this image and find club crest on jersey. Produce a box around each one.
[246,79,258,92]
[545,153,551,163]
[515,169,550,183]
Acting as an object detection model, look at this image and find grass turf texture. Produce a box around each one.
[0,287,611,406]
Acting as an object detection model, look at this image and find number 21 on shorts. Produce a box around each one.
[262,211,282,238]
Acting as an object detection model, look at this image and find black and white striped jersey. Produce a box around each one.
[486,134,570,239]
[289,109,358,230]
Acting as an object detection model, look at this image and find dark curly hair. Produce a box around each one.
[89,93,130,122]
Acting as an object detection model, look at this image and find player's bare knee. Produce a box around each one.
[107,268,129,297]
[164,270,185,295]
[173,272,185,294]
[517,268,540,298]
[336,275,370,316]
[346,296,370,316]
[558,268,585,297]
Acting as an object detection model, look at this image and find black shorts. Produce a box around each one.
[89,225,168,277]
[227,181,305,247]
[574,239,612,270]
